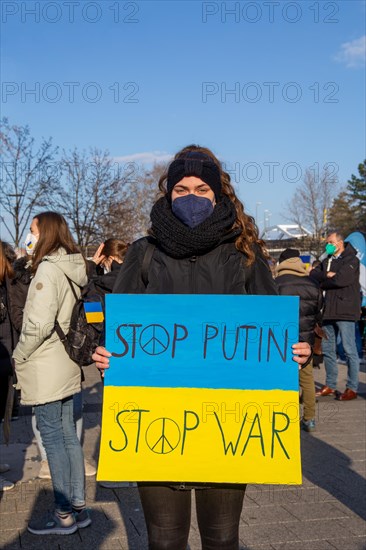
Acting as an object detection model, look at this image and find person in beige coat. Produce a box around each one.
[275,249,323,432]
[13,212,90,536]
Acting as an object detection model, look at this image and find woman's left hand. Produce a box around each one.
[292,342,312,369]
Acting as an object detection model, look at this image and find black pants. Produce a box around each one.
[138,484,246,550]
[0,374,8,421]
[0,375,18,421]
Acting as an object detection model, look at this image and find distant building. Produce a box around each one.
[260,224,312,241]
[261,224,313,261]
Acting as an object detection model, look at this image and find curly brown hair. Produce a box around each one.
[157,144,269,265]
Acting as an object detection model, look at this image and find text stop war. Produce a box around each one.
[109,409,292,459]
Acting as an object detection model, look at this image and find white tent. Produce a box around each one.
[260,224,312,240]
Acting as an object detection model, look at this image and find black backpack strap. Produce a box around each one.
[65,275,79,301]
[141,239,156,287]
[42,258,80,300]
[54,321,67,342]
[53,275,80,341]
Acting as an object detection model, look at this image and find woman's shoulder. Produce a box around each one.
[34,253,67,279]
[131,236,154,249]
[223,240,263,261]
[30,260,58,285]
[125,236,155,259]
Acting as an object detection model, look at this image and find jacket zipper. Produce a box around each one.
[189,256,197,293]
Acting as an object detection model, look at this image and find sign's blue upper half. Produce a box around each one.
[105,294,300,391]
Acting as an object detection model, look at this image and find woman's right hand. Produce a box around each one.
[92,243,106,265]
[92,346,111,373]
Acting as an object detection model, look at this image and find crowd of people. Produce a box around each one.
[0,144,363,548]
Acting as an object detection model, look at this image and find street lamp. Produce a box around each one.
[264,209,272,231]
[255,201,261,227]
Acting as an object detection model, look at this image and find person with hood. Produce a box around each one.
[310,232,361,400]
[92,145,312,550]
[13,212,91,535]
[7,245,96,480]
[275,249,323,431]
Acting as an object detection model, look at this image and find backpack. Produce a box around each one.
[54,239,156,367]
[54,278,105,367]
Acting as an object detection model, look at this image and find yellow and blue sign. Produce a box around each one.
[97,294,302,484]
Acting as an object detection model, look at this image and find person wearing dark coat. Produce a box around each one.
[0,241,18,491]
[0,250,16,421]
[5,255,32,425]
[310,232,361,400]
[91,145,312,550]
[7,256,32,335]
[275,248,323,431]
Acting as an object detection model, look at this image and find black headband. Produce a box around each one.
[167,153,222,200]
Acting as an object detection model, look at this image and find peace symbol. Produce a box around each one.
[139,324,170,355]
[145,418,181,454]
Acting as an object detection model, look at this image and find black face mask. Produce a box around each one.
[172,195,214,228]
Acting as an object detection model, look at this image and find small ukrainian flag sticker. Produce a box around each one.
[84,302,104,323]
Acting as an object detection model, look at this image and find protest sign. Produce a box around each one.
[97,294,301,484]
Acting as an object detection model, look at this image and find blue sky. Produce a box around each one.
[1,0,365,235]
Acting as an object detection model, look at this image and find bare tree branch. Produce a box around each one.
[48,148,144,251]
[0,118,58,245]
[283,166,338,257]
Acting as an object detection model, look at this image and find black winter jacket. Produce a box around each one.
[275,258,323,345]
[310,243,361,321]
[8,257,32,334]
[113,237,278,296]
[88,259,122,293]
[1,257,31,377]
[0,279,16,377]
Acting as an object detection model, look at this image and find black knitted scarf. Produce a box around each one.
[150,195,241,258]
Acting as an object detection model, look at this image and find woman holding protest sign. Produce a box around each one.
[93,145,312,550]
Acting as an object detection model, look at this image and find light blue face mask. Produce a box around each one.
[172,194,214,228]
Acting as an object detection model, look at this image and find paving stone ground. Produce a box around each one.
[0,361,365,549]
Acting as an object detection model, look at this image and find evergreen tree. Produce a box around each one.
[347,160,366,232]
[327,191,357,236]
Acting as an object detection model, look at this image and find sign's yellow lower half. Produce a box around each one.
[97,386,302,484]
